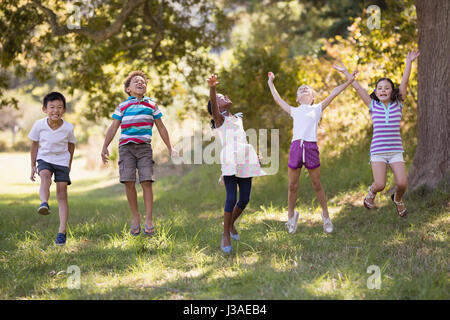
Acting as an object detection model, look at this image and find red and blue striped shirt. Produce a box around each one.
[112,96,162,146]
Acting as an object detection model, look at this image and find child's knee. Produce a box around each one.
[396,181,407,192]
[40,170,52,182]
[56,188,67,201]
[225,195,237,212]
[311,180,322,192]
[373,181,386,192]
[140,181,153,189]
[124,181,135,189]
[289,181,299,193]
[237,196,250,210]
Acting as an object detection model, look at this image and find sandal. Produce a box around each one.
[364,186,376,209]
[144,224,155,236]
[130,222,141,236]
[391,193,408,218]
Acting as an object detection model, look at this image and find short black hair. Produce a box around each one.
[43,92,66,109]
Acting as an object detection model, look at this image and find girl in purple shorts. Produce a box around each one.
[267,70,356,234]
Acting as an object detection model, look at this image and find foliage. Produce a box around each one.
[216,0,418,153]
[0,0,234,119]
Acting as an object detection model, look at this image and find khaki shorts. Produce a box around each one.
[118,143,155,183]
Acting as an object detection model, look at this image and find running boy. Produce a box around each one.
[29,91,77,246]
[101,71,175,236]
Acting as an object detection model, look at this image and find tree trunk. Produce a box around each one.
[408,0,450,192]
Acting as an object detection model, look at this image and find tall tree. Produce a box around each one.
[408,0,450,191]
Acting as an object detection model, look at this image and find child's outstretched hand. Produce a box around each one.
[207,74,219,87]
[267,72,275,83]
[406,49,420,62]
[333,63,355,81]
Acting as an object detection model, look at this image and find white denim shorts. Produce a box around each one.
[370,152,404,164]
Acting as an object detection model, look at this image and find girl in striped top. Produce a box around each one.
[334,49,420,218]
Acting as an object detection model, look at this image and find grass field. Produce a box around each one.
[0,143,448,300]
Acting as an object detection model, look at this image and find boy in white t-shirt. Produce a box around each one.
[28,92,77,246]
[267,69,355,235]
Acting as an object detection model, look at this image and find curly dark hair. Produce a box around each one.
[207,100,216,129]
[124,70,148,95]
[369,78,403,102]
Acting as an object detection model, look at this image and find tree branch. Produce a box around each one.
[143,0,165,60]
[29,0,146,43]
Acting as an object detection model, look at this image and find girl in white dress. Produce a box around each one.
[207,74,265,253]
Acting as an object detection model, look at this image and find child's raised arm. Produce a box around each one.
[320,69,357,111]
[334,63,371,107]
[399,49,420,101]
[207,74,224,128]
[267,72,291,115]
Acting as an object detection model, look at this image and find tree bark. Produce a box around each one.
[408,0,450,191]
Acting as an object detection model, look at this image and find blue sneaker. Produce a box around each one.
[37,202,51,215]
[55,233,66,246]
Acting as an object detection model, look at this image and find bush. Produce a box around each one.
[12,140,31,152]
[0,140,7,152]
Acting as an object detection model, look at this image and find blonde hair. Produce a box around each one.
[296,85,316,104]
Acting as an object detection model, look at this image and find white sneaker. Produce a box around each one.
[321,212,333,234]
[286,211,299,234]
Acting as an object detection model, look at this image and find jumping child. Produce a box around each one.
[267,69,356,234]
[101,71,176,237]
[333,49,420,217]
[207,74,266,253]
[29,92,77,246]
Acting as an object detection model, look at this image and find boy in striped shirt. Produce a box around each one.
[101,71,176,236]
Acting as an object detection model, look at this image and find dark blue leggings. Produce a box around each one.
[223,175,252,213]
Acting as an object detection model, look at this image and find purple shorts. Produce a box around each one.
[288,140,320,170]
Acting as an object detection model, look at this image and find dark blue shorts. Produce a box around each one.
[37,159,71,185]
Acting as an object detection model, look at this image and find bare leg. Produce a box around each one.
[141,181,154,231]
[223,211,232,247]
[367,162,388,206]
[308,167,329,218]
[56,182,68,234]
[39,169,52,204]
[124,181,141,229]
[288,167,301,219]
[230,205,243,235]
[389,161,407,212]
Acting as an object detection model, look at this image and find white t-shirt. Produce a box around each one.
[28,117,77,167]
[290,103,323,142]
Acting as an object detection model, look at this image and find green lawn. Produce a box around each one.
[0,146,448,300]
